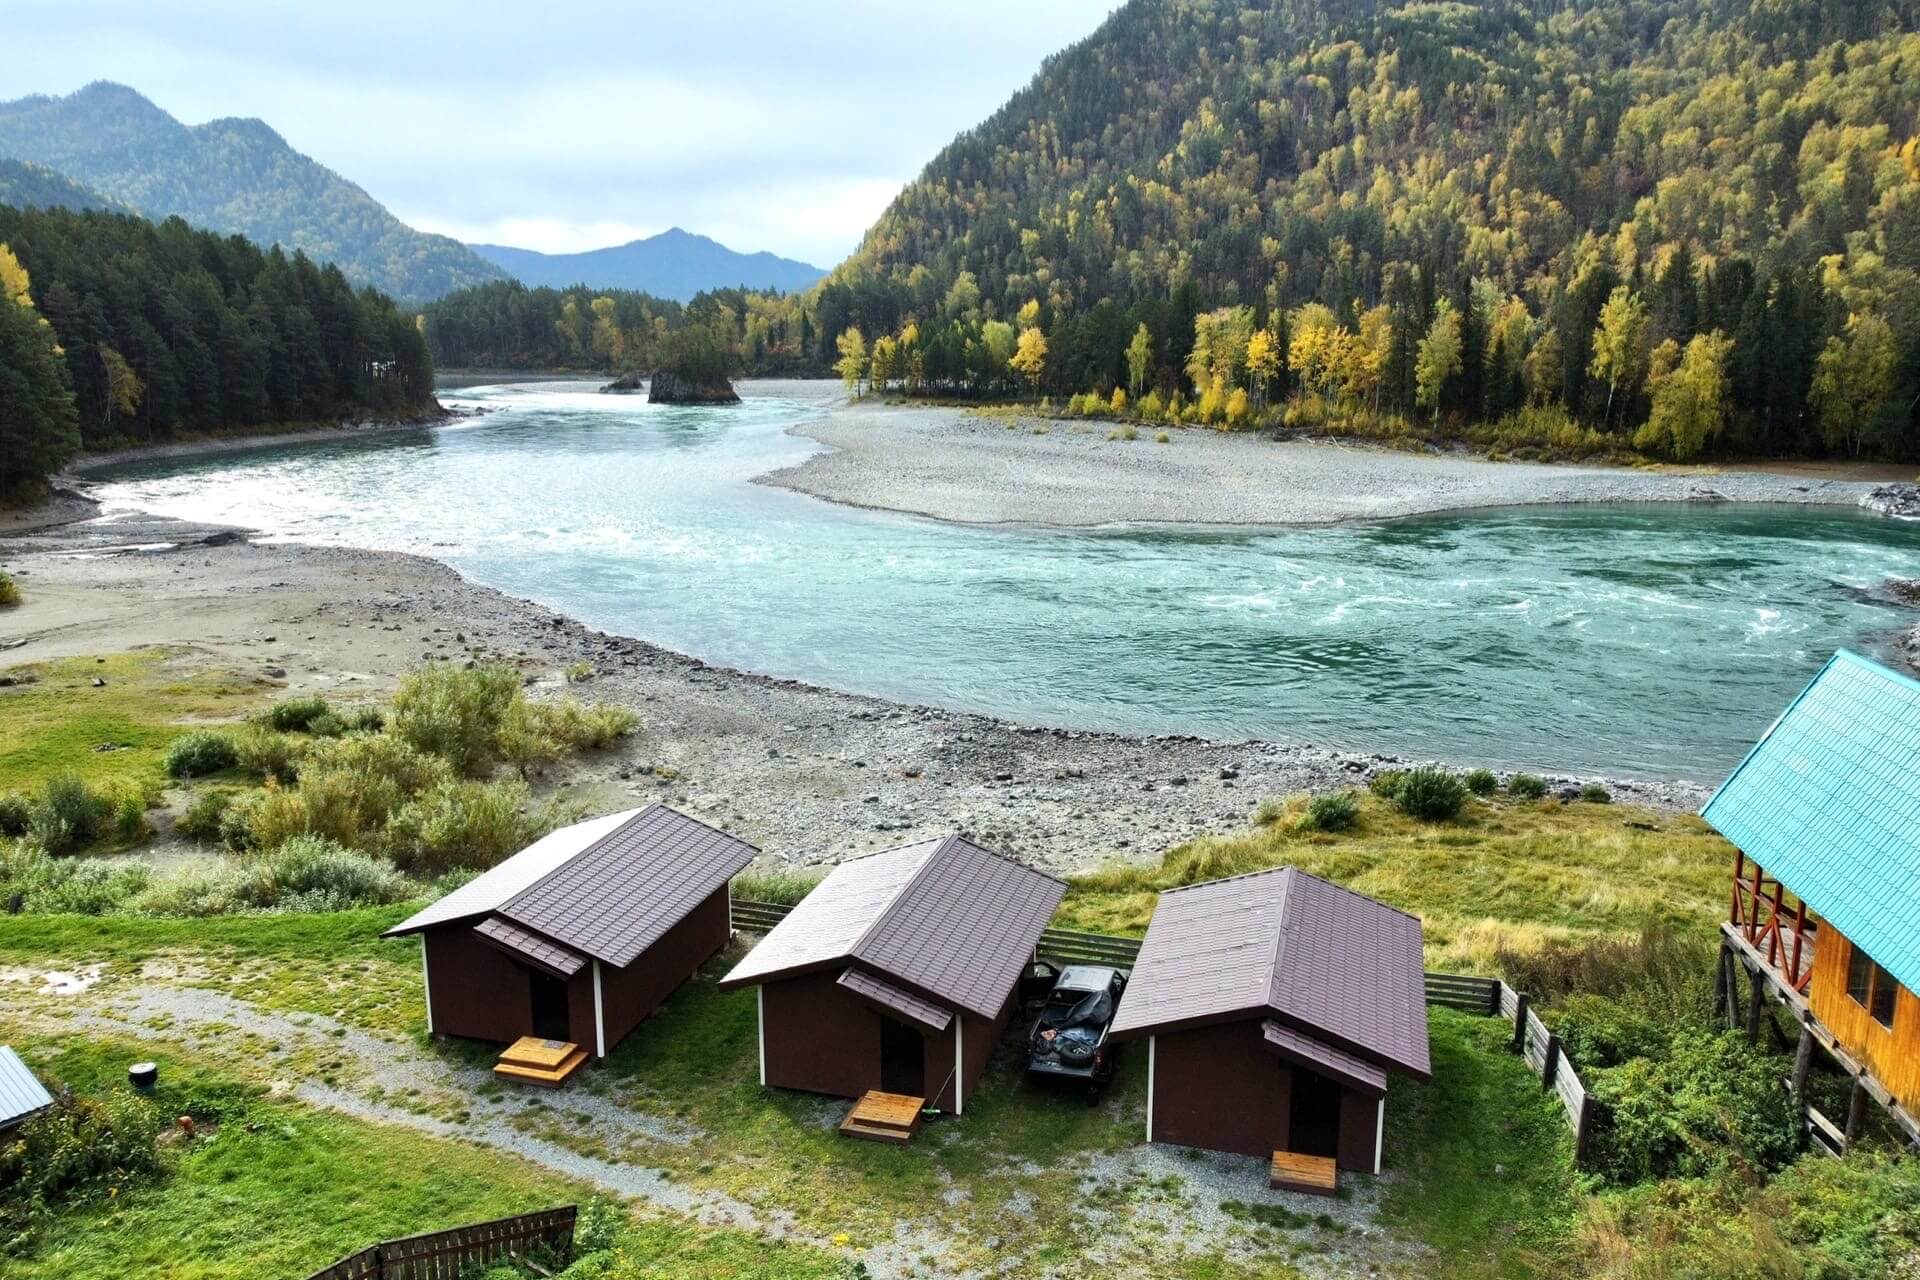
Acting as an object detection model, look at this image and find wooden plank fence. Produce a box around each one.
[728,901,1593,1160]
[303,1206,577,1280]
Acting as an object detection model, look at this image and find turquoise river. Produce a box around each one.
[86,382,1920,782]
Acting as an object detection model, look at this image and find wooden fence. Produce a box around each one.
[304,1206,577,1280]
[728,900,1593,1159]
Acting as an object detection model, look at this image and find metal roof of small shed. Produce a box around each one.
[720,834,1065,1021]
[0,1046,52,1129]
[1108,867,1430,1080]
[386,804,759,970]
[1702,649,1920,994]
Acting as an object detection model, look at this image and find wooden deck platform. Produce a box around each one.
[493,1037,588,1088]
[1269,1151,1339,1196]
[839,1090,925,1144]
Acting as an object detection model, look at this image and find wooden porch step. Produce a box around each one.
[1269,1150,1339,1196]
[494,1037,588,1088]
[840,1090,925,1143]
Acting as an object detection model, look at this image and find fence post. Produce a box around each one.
[1573,1096,1592,1165]
[1486,978,1501,1017]
[1511,993,1529,1054]
[1541,1033,1560,1091]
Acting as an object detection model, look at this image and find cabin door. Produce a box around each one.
[1287,1069,1341,1158]
[879,1016,924,1096]
[529,971,571,1043]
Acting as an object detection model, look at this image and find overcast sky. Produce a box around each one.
[12,1,1123,267]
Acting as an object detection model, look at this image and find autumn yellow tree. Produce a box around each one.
[1589,286,1650,428]
[834,327,868,395]
[1244,329,1279,407]
[1634,331,1733,460]
[1811,313,1898,456]
[99,348,144,426]
[1011,326,1048,394]
[1415,303,1463,425]
[0,244,30,308]
[1125,323,1153,399]
[870,334,898,393]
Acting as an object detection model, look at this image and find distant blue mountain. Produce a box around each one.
[469,227,825,301]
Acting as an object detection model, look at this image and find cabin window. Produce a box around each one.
[1845,942,1899,1030]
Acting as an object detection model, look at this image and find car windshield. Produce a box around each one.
[1041,986,1112,1030]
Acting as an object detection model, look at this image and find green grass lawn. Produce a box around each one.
[0,650,267,796]
[1,1036,851,1280]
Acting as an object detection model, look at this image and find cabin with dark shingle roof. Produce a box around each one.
[1705,650,1920,1141]
[1107,867,1430,1175]
[719,834,1065,1116]
[384,805,757,1065]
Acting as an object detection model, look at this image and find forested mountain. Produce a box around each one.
[421,280,817,376]
[470,228,825,302]
[821,0,1920,458]
[0,159,130,214]
[0,206,434,499]
[0,83,505,301]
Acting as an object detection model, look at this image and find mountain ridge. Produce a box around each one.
[469,226,824,301]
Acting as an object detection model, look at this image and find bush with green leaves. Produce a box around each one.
[0,840,153,914]
[28,773,107,854]
[1584,1032,1802,1186]
[264,695,331,732]
[0,1088,163,1228]
[1580,782,1612,804]
[234,726,302,784]
[1507,773,1549,800]
[165,731,239,779]
[1463,768,1497,795]
[0,568,19,607]
[1549,993,1670,1071]
[1367,770,1406,799]
[389,663,523,776]
[174,789,235,842]
[0,792,28,838]
[305,712,346,738]
[384,779,538,875]
[1392,766,1467,821]
[229,835,412,911]
[1300,790,1359,833]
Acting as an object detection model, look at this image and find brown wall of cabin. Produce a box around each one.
[757,968,1009,1112]
[593,888,732,1058]
[423,927,549,1046]
[1808,923,1920,1112]
[1149,1020,1381,1171]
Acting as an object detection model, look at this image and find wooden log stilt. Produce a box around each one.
[1791,1024,1815,1132]
[1746,965,1766,1044]
[1845,1081,1870,1146]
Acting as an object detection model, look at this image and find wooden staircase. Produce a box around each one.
[1269,1150,1339,1196]
[839,1090,925,1144]
[494,1037,589,1088]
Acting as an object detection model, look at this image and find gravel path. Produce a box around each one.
[760,399,1887,528]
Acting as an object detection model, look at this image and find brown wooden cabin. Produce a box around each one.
[1107,867,1431,1178]
[1703,650,1920,1138]
[383,804,758,1067]
[718,834,1065,1117]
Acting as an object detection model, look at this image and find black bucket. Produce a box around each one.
[128,1061,158,1089]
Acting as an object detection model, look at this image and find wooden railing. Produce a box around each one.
[303,1206,577,1280]
[1729,849,1814,992]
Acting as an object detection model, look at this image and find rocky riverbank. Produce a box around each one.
[0,513,1703,877]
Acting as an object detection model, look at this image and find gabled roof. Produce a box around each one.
[1108,867,1431,1081]
[1703,649,1920,994]
[475,916,586,979]
[838,968,953,1033]
[720,834,1066,1021]
[385,804,759,970]
[0,1046,52,1129]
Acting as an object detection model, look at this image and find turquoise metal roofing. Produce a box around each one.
[1702,650,1920,994]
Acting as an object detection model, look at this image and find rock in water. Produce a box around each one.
[600,370,646,394]
[648,369,741,405]
[1862,484,1920,519]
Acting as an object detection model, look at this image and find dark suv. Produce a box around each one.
[1026,964,1127,1088]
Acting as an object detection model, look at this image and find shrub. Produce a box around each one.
[305,712,346,738]
[1106,424,1139,442]
[0,1089,163,1226]
[1550,993,1670,1070]
[29,773,106,854]
[731,868,824,906]
[234,726,302,784]
[1584,1033,1802,1186]
[1393,766,1467,821]
[0,841,152,915]
[0,569,19,607]
[230,835,411,911]
[389,663,522,776]
[165,731,239,779]
[217,792,263,852]
[1507,772,1549,800]
[1496,922,1714,1016]
[346,705,385,733]
[0,793,28,837]
[1463,768,1497,795]
[130,861,246,917]
[1301,791,1359,833]
[1155,430,1171,443]
[1138,390,1164,419]
[1253,797,1288,826]
[105,783,147,842]
[385,779,537,875]
[1367,770,1406,799]
[264,695,331,732]
[175,786,235,844]
[1581,782,1612,804]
